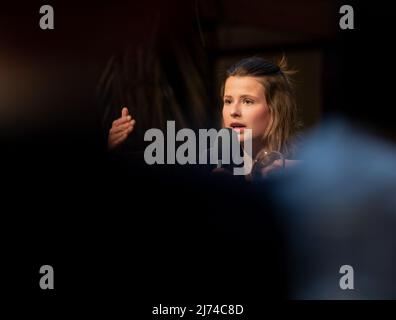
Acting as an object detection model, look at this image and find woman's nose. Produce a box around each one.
[230,102,241,117]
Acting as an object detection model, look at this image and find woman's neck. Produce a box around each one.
[241,139,266,159]
[252,139,266,160]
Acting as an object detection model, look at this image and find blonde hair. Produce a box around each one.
[221,55,301,158]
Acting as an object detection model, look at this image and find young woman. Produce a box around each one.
[220,56,301,177]
[108,56,301,177]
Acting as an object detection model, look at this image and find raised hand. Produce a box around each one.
[108,107,136,150]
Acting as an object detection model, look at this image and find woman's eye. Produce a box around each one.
[224,99,232,105]
[243,99,254,105]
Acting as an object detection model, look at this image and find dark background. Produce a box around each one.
[1,0,396,316]
[1,1,395,139]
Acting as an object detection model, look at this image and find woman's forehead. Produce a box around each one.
[224,76,265,96]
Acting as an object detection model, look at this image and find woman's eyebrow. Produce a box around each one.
[240,94,258,99]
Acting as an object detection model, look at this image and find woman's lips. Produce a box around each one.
[229,123,246,133]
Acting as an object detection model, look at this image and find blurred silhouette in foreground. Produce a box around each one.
[271,117,396,299]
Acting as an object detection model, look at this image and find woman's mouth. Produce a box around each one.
[230,123,246,133]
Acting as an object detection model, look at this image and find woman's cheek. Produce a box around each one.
[252,109,270,138]
[221,108,227,126]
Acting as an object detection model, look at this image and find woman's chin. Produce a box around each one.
[231,130,244,142]
[231,127,245,136]
[234,129,254,141]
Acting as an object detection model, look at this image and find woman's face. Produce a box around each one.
[222,76,271,143]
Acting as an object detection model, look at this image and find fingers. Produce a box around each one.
[110,119,136,134]
[109,122,134,144]
[108,129,131,150]
[260,160,283,176]
[111,126,133,140]
[113,115,132,127]
[121,107,129,118]
[273,159,284,168]
[112,132,129,147]
[108,107,136,150]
